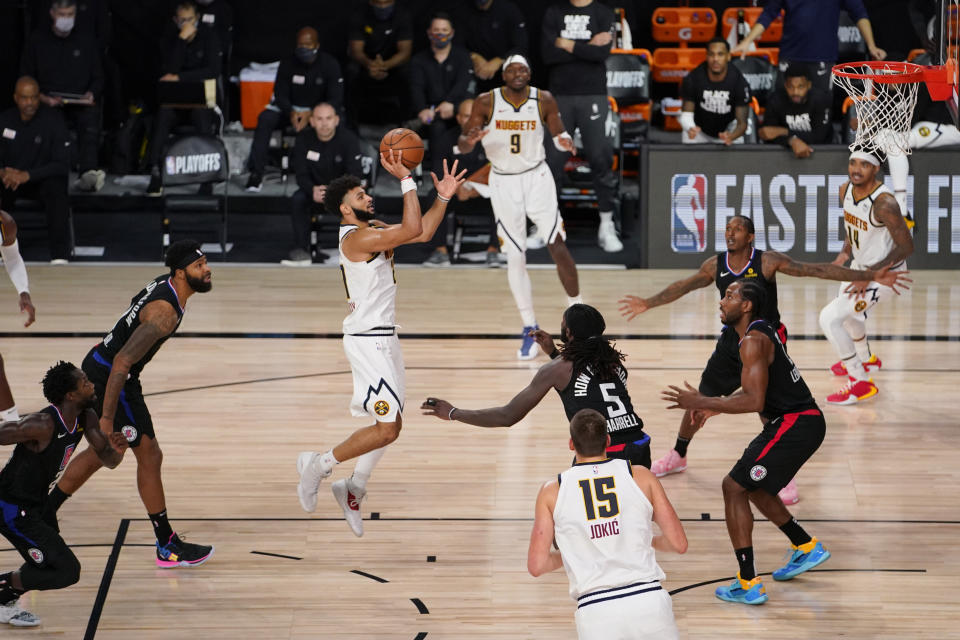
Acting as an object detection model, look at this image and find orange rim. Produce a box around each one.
[832,61,926,84]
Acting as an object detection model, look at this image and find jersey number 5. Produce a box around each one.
[599,383,627,418]
[510,133,521,154]
[578,476,620,521]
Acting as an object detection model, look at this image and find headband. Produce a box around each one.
[849,150,880,166]
[501,54,530,71]
[172,247,205,271]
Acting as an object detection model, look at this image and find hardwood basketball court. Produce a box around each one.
[0,265,957,639]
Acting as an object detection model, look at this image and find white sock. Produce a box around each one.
[567,295,583,306]
[507,251,537,327]
[599,211,614,225]
[351,446,387,492]
[0,406,18,422]
[319,450,339,473]
[844,356,869,381]
[853,337,872,362]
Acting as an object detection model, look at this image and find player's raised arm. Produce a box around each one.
[764,251,912,293]
[405,158,468,245]
[619,255,717,320]
[527,480,563,577]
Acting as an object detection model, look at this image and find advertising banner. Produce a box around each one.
[642,145,960,268]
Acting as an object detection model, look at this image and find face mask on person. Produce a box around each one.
[54,16,75,33]
[295,47,319,64]
[176,18,198,29]
[428,33,452,49]
[371,4,395,21]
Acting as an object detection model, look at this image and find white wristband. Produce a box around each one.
[400,175,416,195]
[552,132,573,151]
[448,407,457,420]
[679,111,696,134]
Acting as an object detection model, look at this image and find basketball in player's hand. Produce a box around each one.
[380,128,424,170]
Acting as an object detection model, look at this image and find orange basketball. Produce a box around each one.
[379,128,425,170]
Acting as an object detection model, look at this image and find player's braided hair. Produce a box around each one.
[739,280,766,321]
[325,175,364,216]
[559,304,625,382]
[41,361,79,405]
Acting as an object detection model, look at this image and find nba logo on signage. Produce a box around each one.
[670,174,708,252]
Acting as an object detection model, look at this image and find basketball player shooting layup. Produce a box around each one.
[457,54,582,360]
[297,150,466,536]
[527,409,687,640]
[619,214,909,504]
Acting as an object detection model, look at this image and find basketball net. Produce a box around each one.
[833,62,922,157]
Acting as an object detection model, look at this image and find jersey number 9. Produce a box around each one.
[510,133,521,154]
[578,476,620,521]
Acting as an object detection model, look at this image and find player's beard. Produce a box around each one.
[186,273,212,293]
[352,206,375,222]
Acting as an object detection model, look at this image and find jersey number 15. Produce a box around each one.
[578,476,620,521]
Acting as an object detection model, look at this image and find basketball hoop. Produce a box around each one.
[832,59,957,156]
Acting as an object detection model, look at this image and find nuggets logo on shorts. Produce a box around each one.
[374,400,390,416]
[121,425,138,442]
[854,300,868,312]
[919,126,931,137]
[28,548,44,564]
[749,465,767,482]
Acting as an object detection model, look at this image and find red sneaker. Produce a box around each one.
[826,377,878,405]
[830,355,882,376]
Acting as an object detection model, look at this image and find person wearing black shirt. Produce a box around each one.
[410,13,473,176]
[347,0,413,125]
[681,38,751,145]
[146,0,222,197]
[662,280,831,606]
[21,0,105,192]
[194,0,233,58]
[421,97,502,267]
[245,27,344,192]
[0,361,126,628]
[0,77,72,263]
[286,103,364,266]
[760,65,833,158]
[457,0,528,94]
[542,0,623,253]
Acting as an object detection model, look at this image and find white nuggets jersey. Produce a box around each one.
[339,224,397,334]
[554,458,665,601]
[481,87,547,174]
[842,182,899,269]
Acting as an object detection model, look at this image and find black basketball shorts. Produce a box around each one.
[82,349,155,447]
[606,432,652,470]
[699,323,788,397]
[729,408,825,495]
[0,501,74,571]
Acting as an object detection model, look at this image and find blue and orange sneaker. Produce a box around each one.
[772,538,831,581]
[715,572,768,605]
[517,325,539,360]
[156,533,214,568]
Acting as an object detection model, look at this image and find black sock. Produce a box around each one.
[0,572,24,604]
[46,486,71,514]
[674,437,691,458]
[148,510,174,545]
[779,517,812,547]
[734,547,755,580]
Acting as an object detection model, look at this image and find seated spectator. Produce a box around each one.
[0,77,71,263]
[457,0,528,94]
[346,0,413,125]
[410,13,473,174]
[21,0,105,192]
[286,103,364,266]
[146,0,222,196]
[759,65,833,158]
[246,27,344,192]
[680,38,751,145]
[423,98,503,268]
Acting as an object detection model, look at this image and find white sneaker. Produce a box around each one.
[597,221,623,253]
[0,599,40,627]
[526,225,546,250]
[331,478,366,537]
[296,451,331,513]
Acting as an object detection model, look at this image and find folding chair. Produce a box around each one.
[160,135,229,259]
[606,48,653,144]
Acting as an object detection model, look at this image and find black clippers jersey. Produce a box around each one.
[97,275,184,377]
[716,248,780,326]
[743,320,817,418]
[0,406,84,507]
[557,363,645,445]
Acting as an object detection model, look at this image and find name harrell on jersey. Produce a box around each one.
[481,87,546,174]
[572,366,642,433]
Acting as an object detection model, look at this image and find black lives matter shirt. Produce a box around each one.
[681,62,751,137]
[541,1,615,96]
[762,86,833,145]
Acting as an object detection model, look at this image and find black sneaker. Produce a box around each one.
[155,533,214,568]
[245,172,262,192]
[146,171,162,197]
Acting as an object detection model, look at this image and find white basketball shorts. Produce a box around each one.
[574,585,678,640]
[489,161,566,253]
[343,331,405,423]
